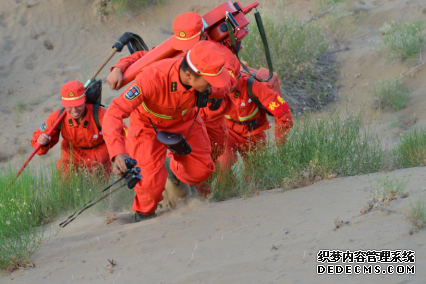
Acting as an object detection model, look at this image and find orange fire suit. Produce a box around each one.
[31,104,112,174]
[200,40,240,161]
[219,72,293,169]
[103,57,215,215]
[110,40,239,162]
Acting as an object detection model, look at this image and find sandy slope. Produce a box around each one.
[1,0,426,283]
[2,167,426,283]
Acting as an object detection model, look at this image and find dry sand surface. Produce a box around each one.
[2,167,426,283]
[1,0,426,283]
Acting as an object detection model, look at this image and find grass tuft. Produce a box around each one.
[372,176,408,203]
[241,12,337,113]
[317,0,344,11]
[373,79,411,111]
[210,112,385,198]
[380,20,426,63]
[406,196,426,230]
[111,0,161,14]
[0,163,133,270]
[394,128,426,168]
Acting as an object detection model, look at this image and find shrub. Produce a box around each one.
[372,176,408,202]
[381,20,426,63]
[373,79,411,111]
[394,128,426,168]
[406,196,426,229]
[241,13,336,112]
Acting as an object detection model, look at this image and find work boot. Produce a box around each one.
[162,177,191,210]
[133,212,156,223]
[164,157,180,186]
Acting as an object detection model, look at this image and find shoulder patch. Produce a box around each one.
[125,85,141,101]
[39,122,47,132]
[171,82,177,92]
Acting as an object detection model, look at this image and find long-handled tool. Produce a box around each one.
[6,32,135,190]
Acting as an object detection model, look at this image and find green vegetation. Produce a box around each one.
[0,164,133,271]
[394,128,426,168]
[321,2,361,47]
[373,79,411,111]
[111,0,161,14]
[13,102,29,113]
[372,176,408,202]
[210,112,385,199]
[380,20,426,63]
[317,0,344,10]
[241,13,336,112]
[406,196,426,229]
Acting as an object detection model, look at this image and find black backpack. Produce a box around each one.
[57,80,103,131]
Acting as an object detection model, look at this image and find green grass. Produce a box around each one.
[241,13,336,112]
[373,79,411,111]
[372,176,408,202]
[0,163,133,270]
[13,102,29,113]
[321,2,360,47]
[394,128,426,168]
[381,20,426,63]
[242,13,327,79]
[210,112,385,198]
[111,0,161,14]
[406,196,426,229]
[317,0,344,10]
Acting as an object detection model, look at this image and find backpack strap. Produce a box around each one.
[93,104,102,132]
[247,77,273,116]
[56,108,65,131]
[56,105,102,132]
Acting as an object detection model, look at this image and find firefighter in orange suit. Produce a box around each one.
[106,12,239,162]
[219,72,294,170]
[103,40,230,222]
[31,81,112,175]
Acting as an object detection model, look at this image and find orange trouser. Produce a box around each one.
[218,127,266,170]
[126,117,215,214]
[203,116,229,162]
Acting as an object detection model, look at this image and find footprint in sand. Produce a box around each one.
[19,14,27,26]
[24,53,38,70]
[43,39,54,50]
[3,37,14,52]
[0,13,7,28]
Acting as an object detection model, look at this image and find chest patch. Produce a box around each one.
[234,91,240,99]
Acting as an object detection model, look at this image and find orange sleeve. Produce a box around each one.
[103,74,153,160]
[110,50,150,73]
[31,110,62,155]
[251,81,293,145]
